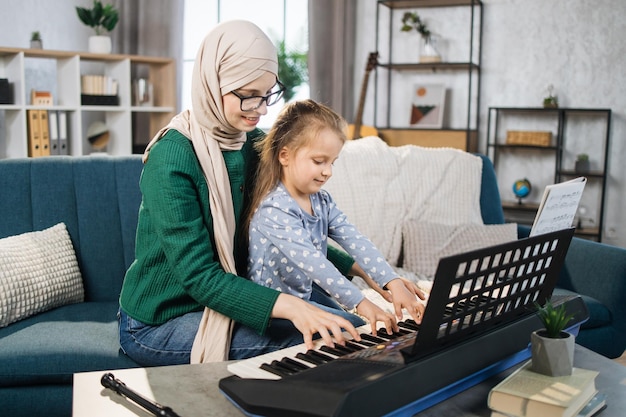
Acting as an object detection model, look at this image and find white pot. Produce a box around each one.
[88,36,112,54]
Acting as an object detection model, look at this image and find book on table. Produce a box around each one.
[491,392,606,417]
[488,360,598,417]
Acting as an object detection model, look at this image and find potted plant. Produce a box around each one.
[530,299,576,376]
[30,31,43,49]
[575,153,590,174]
[543,84,559,108]
[76,0,119,54]
[400,11,441,63]
[276,40,308,103]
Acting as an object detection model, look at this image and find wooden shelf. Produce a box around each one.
[0,47,176,158]
[379,0,482,8]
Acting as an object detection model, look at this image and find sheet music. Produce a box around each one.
[530,177,587,237]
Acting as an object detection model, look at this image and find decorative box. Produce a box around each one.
[506,130,552,146]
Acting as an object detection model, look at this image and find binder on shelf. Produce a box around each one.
[48,110,60,155]
[57,110,69,155]
[26,109,42,157]
[38,110,51,156]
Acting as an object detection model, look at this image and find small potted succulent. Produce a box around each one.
[400,11,441,63]
[543,85,559,108]
[30,31,43,49]
[530,299,575,376]
[575,153,590,174]
[76,0,119,54]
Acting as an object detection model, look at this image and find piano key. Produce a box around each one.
[227,320,419,380]
[331,343,360,354]
[399,321,420,331]
[272,359,301,374]
[282,357,311,371]
[360,333,388,344]
[260,363,293,378]
[320,345,349,357]
[295,351,326,366]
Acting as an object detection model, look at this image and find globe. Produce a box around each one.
[512,178,532,203]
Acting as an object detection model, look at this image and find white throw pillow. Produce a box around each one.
[402,221,518,278]
[0,223,84,327]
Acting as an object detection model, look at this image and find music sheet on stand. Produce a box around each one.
[530,177,587,237]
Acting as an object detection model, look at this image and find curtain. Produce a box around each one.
[308,0,357,122]
[112,0,184,150]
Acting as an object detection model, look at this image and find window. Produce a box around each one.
[182,0,309,130]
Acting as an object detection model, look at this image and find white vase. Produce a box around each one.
[88,36,112,54]
[420,35,441,63]
[531,330,575,377]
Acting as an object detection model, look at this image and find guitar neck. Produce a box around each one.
[352,72,371,139]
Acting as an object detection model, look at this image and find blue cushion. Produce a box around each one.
[0,156,143,303]
[0,302,139,387]
[475,154,505,225]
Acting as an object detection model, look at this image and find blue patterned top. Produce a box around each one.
[248,183,397,309]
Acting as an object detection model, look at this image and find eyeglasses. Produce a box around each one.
[230,81,285,112]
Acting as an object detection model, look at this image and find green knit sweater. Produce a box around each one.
[119,129,355,335]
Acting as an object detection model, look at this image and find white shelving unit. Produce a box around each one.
[0,47,176,158]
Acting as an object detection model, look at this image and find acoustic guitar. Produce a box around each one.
[347,52,379,140]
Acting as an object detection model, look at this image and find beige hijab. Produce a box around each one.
[143,20,278,363]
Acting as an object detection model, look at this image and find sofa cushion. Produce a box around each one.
[0,223,83,328]
[552,288,611,330]
[402,221,518,278]
[0,302,139,387]
[324,137,484,267]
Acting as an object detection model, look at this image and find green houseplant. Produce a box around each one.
[575,153,590,174]
[76,1,119,54]
[276,40,308,103]
[531,299,575,376]
[30,31,42,49]
[400,11,440,63]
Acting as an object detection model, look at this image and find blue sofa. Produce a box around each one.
[0,154,624,417]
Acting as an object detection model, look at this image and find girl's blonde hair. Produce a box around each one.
[243,99,347,238]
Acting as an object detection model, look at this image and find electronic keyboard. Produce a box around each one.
[221,229,585,417]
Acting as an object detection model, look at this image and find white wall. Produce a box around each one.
[356,0,626,248]
[0,0,105,51]
[1,0,624,247]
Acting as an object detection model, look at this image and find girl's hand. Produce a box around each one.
[355,298,398,336]
[384,278,426,324]
[349,263,393,303]
[271,293,361,350]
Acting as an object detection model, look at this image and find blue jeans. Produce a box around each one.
[118,285,365,367]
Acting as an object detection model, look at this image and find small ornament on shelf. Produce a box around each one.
[575,153,590,174]
[543,84,559,108]
[400,11,442,63]
[512,178,532,204]
[30,31,42,49]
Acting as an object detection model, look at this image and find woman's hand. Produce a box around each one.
[355,298,398,336]
[271,293,361,350]
[384,278,426,324]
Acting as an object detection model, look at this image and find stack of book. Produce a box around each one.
[488,361,606,417]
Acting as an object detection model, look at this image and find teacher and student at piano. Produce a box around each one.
[117,19,427,369]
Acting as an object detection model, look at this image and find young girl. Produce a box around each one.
[245,99,426,336]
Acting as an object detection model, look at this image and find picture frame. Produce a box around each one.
[409,83,445,128]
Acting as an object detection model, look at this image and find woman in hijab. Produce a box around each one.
[118,20,364,367]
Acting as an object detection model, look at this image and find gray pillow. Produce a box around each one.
[402,221,518,278]
[0,223,84,327]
